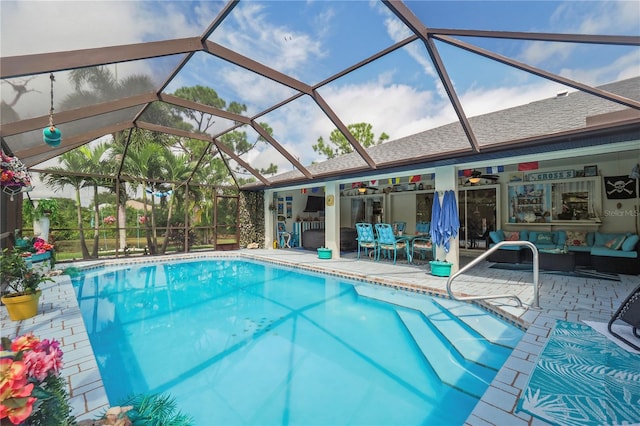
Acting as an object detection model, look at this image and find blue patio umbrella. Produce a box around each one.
[430,192,442,249]
[440,190,460,253]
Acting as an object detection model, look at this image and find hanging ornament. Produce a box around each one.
[43,73,62,147]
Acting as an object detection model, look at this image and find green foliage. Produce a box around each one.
[23,198,59,221]
[0,248,52,295]
[27,373,76,426]
[106,393,193,426]
[312,122,390,159]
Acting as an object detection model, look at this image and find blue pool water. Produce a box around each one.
[71,259,523,425]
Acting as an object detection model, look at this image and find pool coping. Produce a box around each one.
[2,250,636,424]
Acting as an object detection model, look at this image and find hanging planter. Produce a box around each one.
[1,150,33,201]
[43,73,62,147]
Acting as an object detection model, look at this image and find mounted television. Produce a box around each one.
[303,195,325,212]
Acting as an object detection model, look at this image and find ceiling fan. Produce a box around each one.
[466,169,499,184]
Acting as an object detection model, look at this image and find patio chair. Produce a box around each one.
[415,221,430,236]
[355,223,377,259]
[375,223,409,264]
[608,284,640,350]
[392,221,406,235]
[412,236,434,262]
[277,221,291,248]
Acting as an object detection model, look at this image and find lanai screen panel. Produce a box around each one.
[163,51,300,123]
[4,107,147,167]
[1,1,220,56]
[207,1,404,86]
[314,40,457,149]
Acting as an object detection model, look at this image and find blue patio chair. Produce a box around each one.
[355,223,377,259]
[375,223,409,264]
[416,221,430,235]
[412,221,433,261]
[392,221,406,235]
[412,236,434,261]
[277,222,291,248]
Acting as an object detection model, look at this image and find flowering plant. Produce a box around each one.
[103,215,116,225]
[0,333,74,425]
[0,151,32,188]
[31,238,54,255]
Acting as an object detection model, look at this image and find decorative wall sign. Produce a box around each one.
[526,169,575,181]
[604,175,637,199]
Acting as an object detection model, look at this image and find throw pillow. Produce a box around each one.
[604,235,626,250]
[565,231,587,247]
[489,230,504,244]
[505,231,520,241]
[621,234,639,251]
[535,232,554,245]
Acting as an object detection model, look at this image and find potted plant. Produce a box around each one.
[23,198,59,222]
[23,199,58,242]
[0,249,52,321]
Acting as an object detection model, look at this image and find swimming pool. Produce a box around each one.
[71,258,523,425]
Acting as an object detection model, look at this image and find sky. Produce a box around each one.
[1,0,639,200]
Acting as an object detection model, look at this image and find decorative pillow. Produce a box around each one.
[565,231,587,247]
[505,231,520,241]
[489,230,504,244]
[535,232,554,245]
[604,235,626,250]
[622,234,639,251]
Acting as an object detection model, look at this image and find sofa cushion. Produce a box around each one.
[565,231,588,247]
[591,246,638,259]
[535,232,554,245]
[505,231,520,241]
[594,232,626,247]
[603,234,626,250]
[622,234,639,251]
[489,230,505,244]
[567,245,592,253]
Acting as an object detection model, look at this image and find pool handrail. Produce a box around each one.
[446,240,539,308]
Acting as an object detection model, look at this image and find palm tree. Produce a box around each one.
[61,66,161,252]
[158,150,194,254]
[78,142,111,258]
[41,151,91,259]
[122,135,167,254]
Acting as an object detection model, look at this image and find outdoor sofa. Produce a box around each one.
[488,229,640,275]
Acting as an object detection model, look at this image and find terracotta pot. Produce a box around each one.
[1,290,42,321]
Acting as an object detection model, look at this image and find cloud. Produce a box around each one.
[520,1,639,70]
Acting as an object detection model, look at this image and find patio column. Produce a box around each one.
[434,166,460,273]
[265,190,276,249]
[324,183,340,258]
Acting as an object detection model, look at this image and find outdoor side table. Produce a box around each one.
[538,250,576,272]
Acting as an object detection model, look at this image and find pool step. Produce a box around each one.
[432,298,523,349]
[355,285,521,352]
[396,310,495,398]
[414,299,514,371]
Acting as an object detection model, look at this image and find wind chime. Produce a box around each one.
[43,72,62,147]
